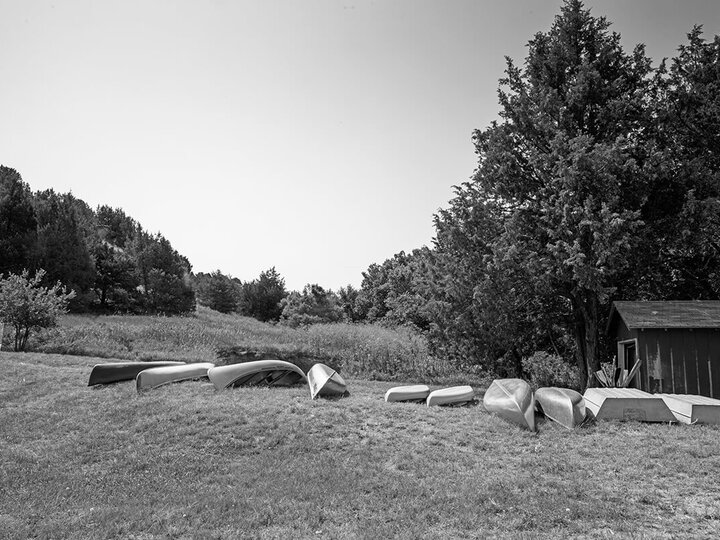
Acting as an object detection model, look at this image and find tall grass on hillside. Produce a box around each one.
[24,307,474,383]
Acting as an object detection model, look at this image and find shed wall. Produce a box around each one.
[637,329,720,398]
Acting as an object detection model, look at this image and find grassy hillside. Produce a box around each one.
[21,307,469,384]
[2,351,720,539]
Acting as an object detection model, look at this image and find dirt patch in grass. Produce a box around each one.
[2,351,720,539]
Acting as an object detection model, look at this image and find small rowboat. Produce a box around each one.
[136,362,215,392]
[535,387,586,429]
[426,385,475,407]
[88,361,186,386]
[208,360,306,391]
[483,378,535,431]
[307,363,347,399]
[385,384,431,403]
[657,394,720,425]
[583,388,676,422]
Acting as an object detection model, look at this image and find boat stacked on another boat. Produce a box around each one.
[535,387,586,429]
[208,360,306,391]
[136,362,216,392]
[307,363,347,399]
[483,378,535,431]
[426,386,475,407]
[88,361,186,386]
[384,384,431,403]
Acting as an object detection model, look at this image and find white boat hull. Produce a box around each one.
[535,387,586,429]
[136,362,215,392]
[307,363,347,399]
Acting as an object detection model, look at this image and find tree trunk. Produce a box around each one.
[573,292,601,390]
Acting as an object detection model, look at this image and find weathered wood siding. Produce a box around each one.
[634,329,720,398]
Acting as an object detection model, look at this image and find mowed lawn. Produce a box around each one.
[2,352,719,539]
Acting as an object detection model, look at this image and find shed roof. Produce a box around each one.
[609,301,720,331]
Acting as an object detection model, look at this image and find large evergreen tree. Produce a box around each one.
[433,1,658,386]
[0,166,37,275]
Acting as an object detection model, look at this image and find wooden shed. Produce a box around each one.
[607,301,720,398]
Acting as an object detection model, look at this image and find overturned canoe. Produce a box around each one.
[657,394,720,425]
[583,388,675,422]
[426,386,474,407]
[136,362,215,392]
[208,360,306,391]
[385,384,431,403]
[535,387,586,429]
[483,378,535,431]
[88,361,186,386]
[307,363,347,399]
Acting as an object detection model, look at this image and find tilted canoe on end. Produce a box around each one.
[426,386,475,407]
[207,360,306,391]
[483,378,535,431]
[88,361,186,386]
[535,387,586,429]
[136,362,216,392]
[307,363,347,399]
[384,384,431,403]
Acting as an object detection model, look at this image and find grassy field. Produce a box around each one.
[2,351,720,539]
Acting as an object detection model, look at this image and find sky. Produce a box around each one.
[2,1,719,291]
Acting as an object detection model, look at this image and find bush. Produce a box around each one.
[0,269,75,351]
[521,351,581,390]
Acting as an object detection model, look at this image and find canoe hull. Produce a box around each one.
[483,378,535,431]
[535,387,586,429]
[208,360,306,391]
[385,384,431,402]
[88,361,186,386]
[136,362,215,392]
[426,386,474,407]
[307,363,347,399]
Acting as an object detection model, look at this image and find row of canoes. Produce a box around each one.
[385,379,720,430]
[88,360,347,399]
[89,361,720,428]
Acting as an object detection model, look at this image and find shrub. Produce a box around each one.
[521,351,581,390]
[0,269,75,351]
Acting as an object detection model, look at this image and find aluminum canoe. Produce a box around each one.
[136,362,215,392]
[307,363,347,399]
[88,361,186,386]
[483,378,535,431]
[208,360,306,391]
[384,384,431,403]
[426,386,474,407]
[535,387,586,429]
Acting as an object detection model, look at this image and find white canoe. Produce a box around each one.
[426,386,474,407]
[583,388,675,422]
[208,360,306,391]
[657,394,720,425]
[535,387,586,429]
[307,363,347,399]
[136,362,215,392]
[385,384,431,403]
[88,361,186,386]
[483,378,535,431]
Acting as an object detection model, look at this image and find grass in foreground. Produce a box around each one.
[2,352,720,539]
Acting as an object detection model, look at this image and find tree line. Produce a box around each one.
[0,166,195,314]
[3,1,720,388]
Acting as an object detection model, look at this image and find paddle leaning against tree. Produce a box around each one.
[0,269,74,352]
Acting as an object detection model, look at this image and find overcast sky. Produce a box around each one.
[2,0,719,291]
